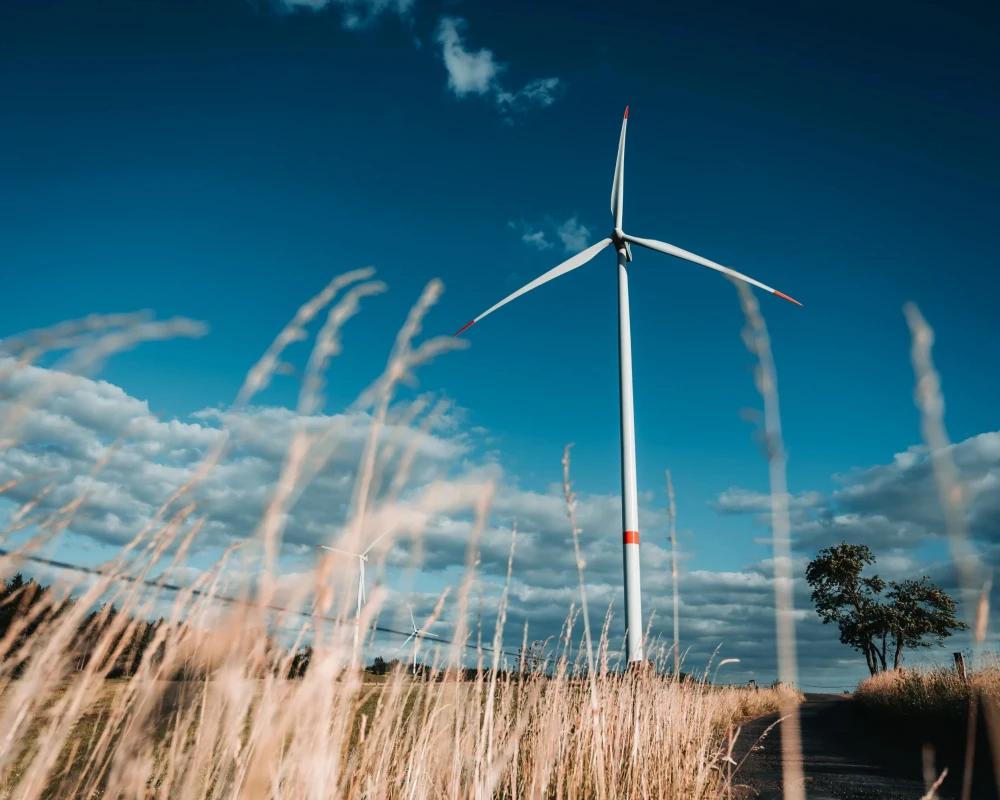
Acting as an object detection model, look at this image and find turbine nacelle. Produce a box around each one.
[454,107,800,339]
[614,236,632,262]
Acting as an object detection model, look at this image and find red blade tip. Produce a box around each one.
[454,319,476,336]
[774,290,803,307]
[624,105,629,119]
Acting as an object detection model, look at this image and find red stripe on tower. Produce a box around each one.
[623,530,639,545]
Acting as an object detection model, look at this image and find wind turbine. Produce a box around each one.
[454,107,801,665]
[398,602,440,672]
[320,530,391,620]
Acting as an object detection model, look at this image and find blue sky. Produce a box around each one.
[2,0,998,687]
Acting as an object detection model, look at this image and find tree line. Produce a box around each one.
[1,573,326,680]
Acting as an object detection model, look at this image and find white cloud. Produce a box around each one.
[436,17,561,114]
[508,221,552,251]
[278,0,414,29]
[715,487,822,515]
[521,230,552,250]
[497,77,561,112]
[0,357,793,677]
[555,216,590,252]
[512,217,591,253]
[8,357,995,683]
[436,17,500,97]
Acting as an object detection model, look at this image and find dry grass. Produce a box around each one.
[0,666,798,799]
[0,278,806,799]
[856,665,1000,723]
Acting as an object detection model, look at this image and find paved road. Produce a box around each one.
[730,693,977,799]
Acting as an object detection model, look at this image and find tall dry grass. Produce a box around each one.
[856,665,1000,723]
[0,274,800,799]
[0,654,799,799]
[734,281,805,800]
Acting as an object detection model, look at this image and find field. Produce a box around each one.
[0,668,800,798]
[0,268,973,799]
[853,664,1000,798]
[856,664,1000,724]
[0,281,810,799]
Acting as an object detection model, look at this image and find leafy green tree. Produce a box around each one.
[886,577,965,669]
[805,543,966,674]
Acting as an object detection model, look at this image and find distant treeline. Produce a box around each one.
[1,574,493,681]
[0,573,325,679]
[1,573,166,678]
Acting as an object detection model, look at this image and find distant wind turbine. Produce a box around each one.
[320,530,392,620]
[455,107,801,664]
[398,602,440,671]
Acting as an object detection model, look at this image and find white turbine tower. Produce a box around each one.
[320,531,391,620]
[455,107,801,665]
[398,602,440,672]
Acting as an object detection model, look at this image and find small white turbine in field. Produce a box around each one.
[321,531,391,619]
[455,107,801,665]
[398,602,440,672]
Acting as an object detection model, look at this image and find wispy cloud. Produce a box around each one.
[498,77,561,112]
[436,17,500,97]
[508,221,553,251]
[512,216,590,253]
[277,0,414,29]
[555,216,590,252]
[436,17,561,114]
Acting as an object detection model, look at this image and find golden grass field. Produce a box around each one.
[0,668,801,798]
[856,663,1000,722]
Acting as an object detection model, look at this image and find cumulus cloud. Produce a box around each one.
[715,487,823,515]
[0,357,801,679]
[0,359,466,552]
[714,433,1000,676]
[436,17,561,114]
[717,433,1000,555]
[9,357,994,684]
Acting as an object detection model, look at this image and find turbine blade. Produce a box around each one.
[399,632,416,650]
[454,239,613,335]
[408,603,416,631]
[361,529,392,557]
[610,106,628,230]
[623,234,802,306]
[321,545,362,558]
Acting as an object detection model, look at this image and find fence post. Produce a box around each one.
[954,652,968,682]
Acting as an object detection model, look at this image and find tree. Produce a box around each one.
[1,573,60,674]
[805,543,966,674]
[288,646,312,678]
[886,577,964,669]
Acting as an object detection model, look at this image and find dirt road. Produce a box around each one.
[730,693,988,799]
